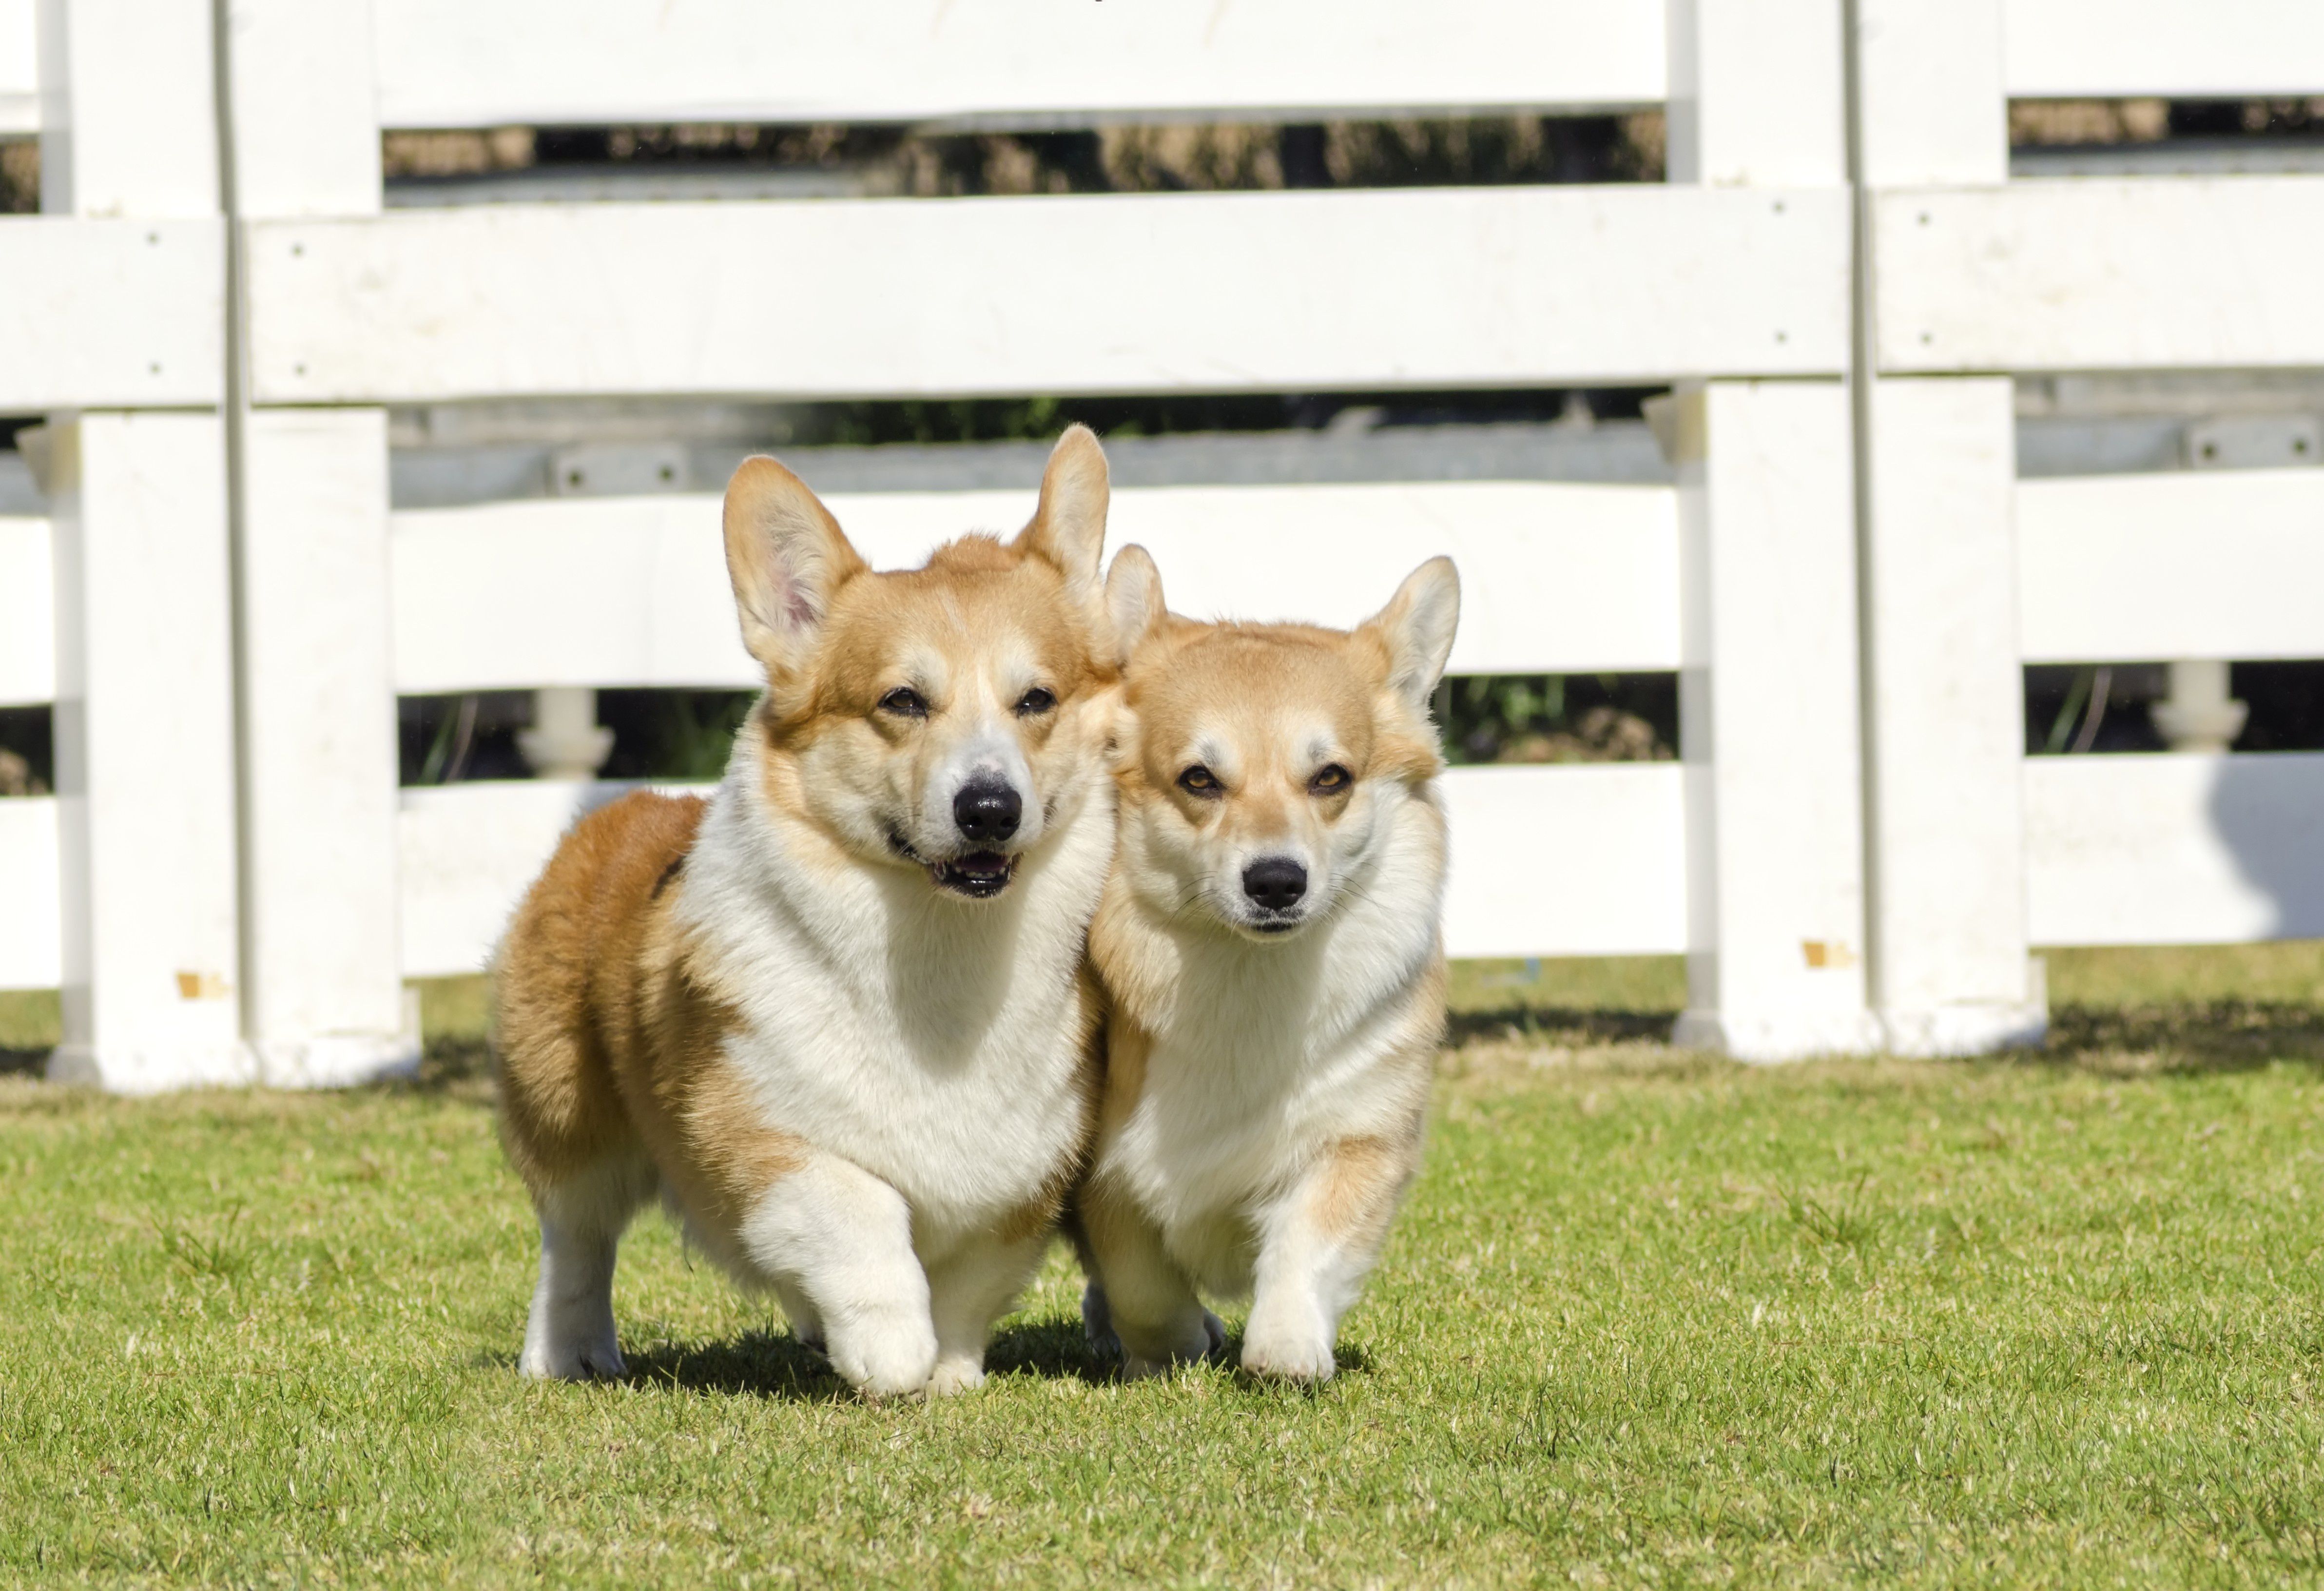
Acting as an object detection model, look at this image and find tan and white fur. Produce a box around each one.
[494,427,1122,1398]
[1077,550,1460,1383]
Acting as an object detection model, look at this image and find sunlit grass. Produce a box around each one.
[2,950,2321,1583]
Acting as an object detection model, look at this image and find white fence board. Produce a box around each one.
[2018,470,2324,664]
[373,0,1665,131]
[0,796,60,990]
[2025,753,2324,947]
[1877,178,2324,375]
[0,516,52,707]
[399,763,1689,979]
[0,0,31,134]
[391,481,1680,694]
[1440,763,1687,960]
[2005,0,2324,98]
[0,218,225,408]
[249,187,1846,406]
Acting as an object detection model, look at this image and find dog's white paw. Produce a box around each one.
[1114,1306,1225,1379]
[924,1356,988,1397]
[828,1310,938,1400]
[1240,1322,1336,1384]
[517,1332,627,1382]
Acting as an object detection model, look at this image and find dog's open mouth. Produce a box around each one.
[931,850,1016,898]
[891,829,1017,898]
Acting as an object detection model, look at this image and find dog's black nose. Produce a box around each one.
[1242,857,1308,912]
[953,779,1022,844]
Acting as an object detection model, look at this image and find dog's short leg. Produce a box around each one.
[1078,1184,1219,1378]
[519,1152,658,1381]
[1241,1135,1414,1385]
[921,1231,1049,1397]
[740,1152,936,1399]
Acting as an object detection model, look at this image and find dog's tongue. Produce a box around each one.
[953,851,1010,877]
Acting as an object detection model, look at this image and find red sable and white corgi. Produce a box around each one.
[1077,549,1460,1382]
[494,427,1121,1398]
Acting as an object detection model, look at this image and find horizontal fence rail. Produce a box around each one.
[246,188,1847,405]
[2003,0,2324,96]
[373,0,1667,128]
[390,483,1683,694]
[1876,178,2324,374]
[0,219,225,409]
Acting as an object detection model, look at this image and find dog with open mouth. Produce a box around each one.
[493,427,1121,1398]
[1075,547,1460,1383]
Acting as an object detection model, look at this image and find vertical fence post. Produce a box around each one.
[1851,0,2046,1054]
[1666,0,1879,1059]
[38,0,251,1089]
[220,0,413,1084]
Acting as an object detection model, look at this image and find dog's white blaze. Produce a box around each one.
[1110,778,1444,1299]
[680,722,1108,1257]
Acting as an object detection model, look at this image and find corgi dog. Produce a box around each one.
[494,427,1122,1398]
[1077,550,1460,1383]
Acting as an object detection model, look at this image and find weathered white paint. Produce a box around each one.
[2005,0,2324,98]
[2017,469,2324,663]
[389,481,1682,695]
[245,187,1848,405]
[371,0,1666,130]
[2025,753,2324,947]
[0,218,222,408]
[44,413,251,1090]
[1877,178,2324,375]
[234,408,414,1084]
[0,516,51,707]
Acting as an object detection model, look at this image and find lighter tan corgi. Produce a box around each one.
[1077,549,1460,1382]
[494,427,1122,1398]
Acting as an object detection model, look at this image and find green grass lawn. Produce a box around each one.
[3,950,2322,1586]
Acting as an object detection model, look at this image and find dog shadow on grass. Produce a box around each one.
[614,1317,1370,1400]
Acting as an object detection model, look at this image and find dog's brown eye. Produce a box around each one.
[1310,764,1352,795]
[878,687,927,718]
[1014,687,1056,717]
[1177,765,1221,796]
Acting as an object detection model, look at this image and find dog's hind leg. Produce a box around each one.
[519,1150,658,1380]
[1077,1179,1220,1378]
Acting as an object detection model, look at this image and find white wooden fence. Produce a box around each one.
[2,0,2322,1087]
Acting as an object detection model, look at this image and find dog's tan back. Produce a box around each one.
[495,427,1121,1398]
[1078,550,1459,1382]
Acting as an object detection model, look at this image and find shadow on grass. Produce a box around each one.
[1446,1006,1677,1049]
[617,1317,1369,1399]
[2033,1001,2324,1076]
[0,1044,45,1079]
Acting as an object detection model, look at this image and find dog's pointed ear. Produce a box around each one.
[1104,543,1167,667]
[1017,424,1109,610]
[723,456,868,673]
[1359,556,1461,712]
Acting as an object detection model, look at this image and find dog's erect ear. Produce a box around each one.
[1016,425,1109,610]
[1359,556,1461,713]
[1104,544,1167,668]
[723,456,869,673]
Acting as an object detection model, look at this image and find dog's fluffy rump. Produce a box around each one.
[1078,552,1460,1382]
[494,427,1120,1398]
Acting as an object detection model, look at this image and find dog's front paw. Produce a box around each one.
[925,1355,987,1397]
[827,1310,938,1400]
[519,1306,627,1381]
[1240,1321,1336,1384]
